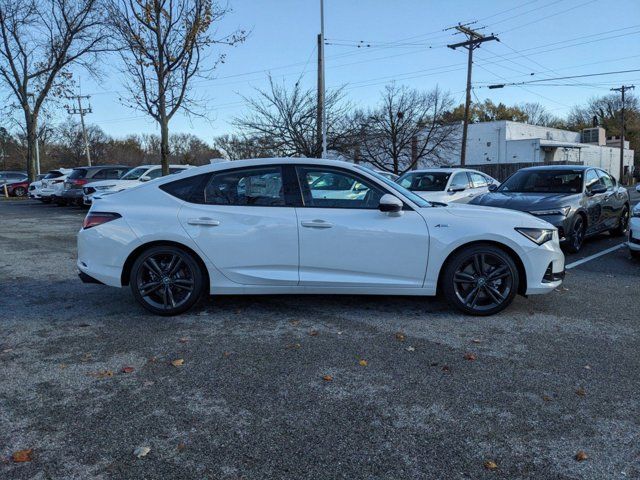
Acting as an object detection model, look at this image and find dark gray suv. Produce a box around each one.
[471,165,630,253]
[58,166,129,206]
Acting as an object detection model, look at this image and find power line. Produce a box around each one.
[485,68,640,88]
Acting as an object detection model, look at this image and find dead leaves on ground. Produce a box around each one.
[358,359,368,367]
[463,352,477,361]
[171,358,185,367]
[575,450,588,461]
[322,374,333,382]
[121,366,135,374]
[394,332,406,342]
[483,460,498,470]
[133,446,151,458]
[12,449,33,463]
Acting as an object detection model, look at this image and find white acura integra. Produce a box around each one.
[77,158,565,316]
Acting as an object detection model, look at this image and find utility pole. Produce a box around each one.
[319,0,327,158]
[65,94,93,166]
[316,33,324,159]
[447,23,498,166]
[610,85,634,184]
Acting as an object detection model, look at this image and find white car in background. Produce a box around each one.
[397,168,499,204]
[78,158,564,317]
[27,174,47,199]
[39,168,73,203]
[83,164,191,205]
[629,185,640,259]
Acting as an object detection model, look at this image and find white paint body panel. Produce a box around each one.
[77,158,564,301]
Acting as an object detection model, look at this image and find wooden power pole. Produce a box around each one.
[65,94,93,166]
[610,85,634,184]
[447,24,498,166]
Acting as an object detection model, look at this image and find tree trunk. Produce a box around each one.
[160,118,170,176]
[25,114,38,182]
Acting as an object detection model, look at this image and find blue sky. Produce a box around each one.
[77,0,640,142]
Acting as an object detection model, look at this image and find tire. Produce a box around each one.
[41,197,51,204]
[130,245,205,316]
[631,249,640,260]
[566,214,586,254]
[441,244,519,316]
[610,205,629,237]
[13,187,27,197]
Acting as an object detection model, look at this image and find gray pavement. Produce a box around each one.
[1,197,639,480]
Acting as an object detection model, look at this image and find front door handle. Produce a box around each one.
[187,217,220,226]
[301,220,333,229]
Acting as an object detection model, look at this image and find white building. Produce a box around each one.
[453,120,634,180]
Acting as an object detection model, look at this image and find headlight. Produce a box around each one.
[515,227,555,245]
[96,185,115,190]
[632,207,640,218]
[529,206,570,216]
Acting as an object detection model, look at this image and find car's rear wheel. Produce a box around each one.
[441,245,519,316]
[130,246,205,316]
[566,214,585,253]
[610,205,629,237]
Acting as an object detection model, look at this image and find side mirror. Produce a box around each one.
[635,184,640,193]
[379,194,403,213]
[139,175,151,182]
[448,185,466,193]
[488,183,498,192]
[588,184,607,195]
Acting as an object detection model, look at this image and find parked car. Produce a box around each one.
[83,164,190,206]
[374,170,399,181]
[40,169,73,203]
[629,186,640,259]
[471,165,630,253]
[58,165,129,206]
[3,179,30,197]
[28,174,47,199]
[396,168,499,203]
[78,158,564,317]
[0,171,27,187]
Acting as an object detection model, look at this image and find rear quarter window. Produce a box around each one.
[160,173,210,202]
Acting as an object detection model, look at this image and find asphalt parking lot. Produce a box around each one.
[1,196,639,480]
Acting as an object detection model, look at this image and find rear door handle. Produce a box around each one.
[301,220,333,229]
[187,217,220,226]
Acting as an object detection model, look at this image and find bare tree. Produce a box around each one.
[214,133,277,160]
[109,0,246,175]
[233,76,358,158]
[0,0,110,180]
[357,84,457,175]
[519,102,563,128]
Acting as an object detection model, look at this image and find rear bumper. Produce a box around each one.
[61,189,83,199]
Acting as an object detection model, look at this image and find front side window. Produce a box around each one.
[584,169,601,191]
[499,170,583,194]
[204,167,285,206]
[397,171,451,192]
[121,167,147,180]
[298,167,384,209]
[597,170,614,189]
[146,168,164,180]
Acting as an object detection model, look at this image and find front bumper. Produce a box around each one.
[61,189,83,200]
[522,232,565,295]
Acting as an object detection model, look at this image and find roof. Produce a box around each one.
[72,165,129,170]
[520,164,591,171]
[538,140,584,148]
[402,168,485,175]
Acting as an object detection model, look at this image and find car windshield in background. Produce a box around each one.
[498,170,583,194]
[398,172,451,191]
[120,167,147,180]
[67,169,88,179]
[357,166,430,208]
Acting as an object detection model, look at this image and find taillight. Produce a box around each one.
[52,179,63,184]
[73,179,88,186]
[82,212,121,229]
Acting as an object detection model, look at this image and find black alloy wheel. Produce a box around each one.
[130,246,205,316]
[566,215,585,253]
[442,245,519,316]
[610,205,629,237]
[13,186,27,197]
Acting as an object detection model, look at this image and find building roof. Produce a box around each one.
[538,139,584,149]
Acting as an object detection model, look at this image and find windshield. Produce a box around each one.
[498,170,583,194]
[398,171,451,192]
[356,166,430,207]
[68,169,88,179]
[120,167,148,180]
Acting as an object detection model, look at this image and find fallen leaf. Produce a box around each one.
[177,442,186,451]
[12,449,33,463]
[359,359,368,367]
[59,363,67,369]
[483,460,498,470]
[133,446,150,458]
[322,374,333,382]
[289,320,300,326]
[337,331,343,335]
[584,365,592,370]
[441,365,450,373]
[308,330,319,337]
[471,338,482,344]
[121,366,135,374]
[395,332,406,342]
[222,351,232,358]
[90,370,113,379]
[464,352,477,361]
[575,387,586,397]
[171,359,185,367]
[285,343,301,350]
[575,450,588,461]
[542,395,553,402]
[178,337,189,343]
[406,346,415,352]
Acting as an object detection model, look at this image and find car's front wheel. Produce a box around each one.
[566,214,586,253]
[130,246,205,316]
[13,186,27,197]
[441,245,519,316]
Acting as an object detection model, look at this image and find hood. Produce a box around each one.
[85,179,137,191]
[415,191,451,203]
[471,191,580,212]
[441,202,554,229]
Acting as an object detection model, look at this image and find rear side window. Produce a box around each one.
[68,169,88,179]
[45,171,64,179]
[160,173,209,202]
[204,167,285,206]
